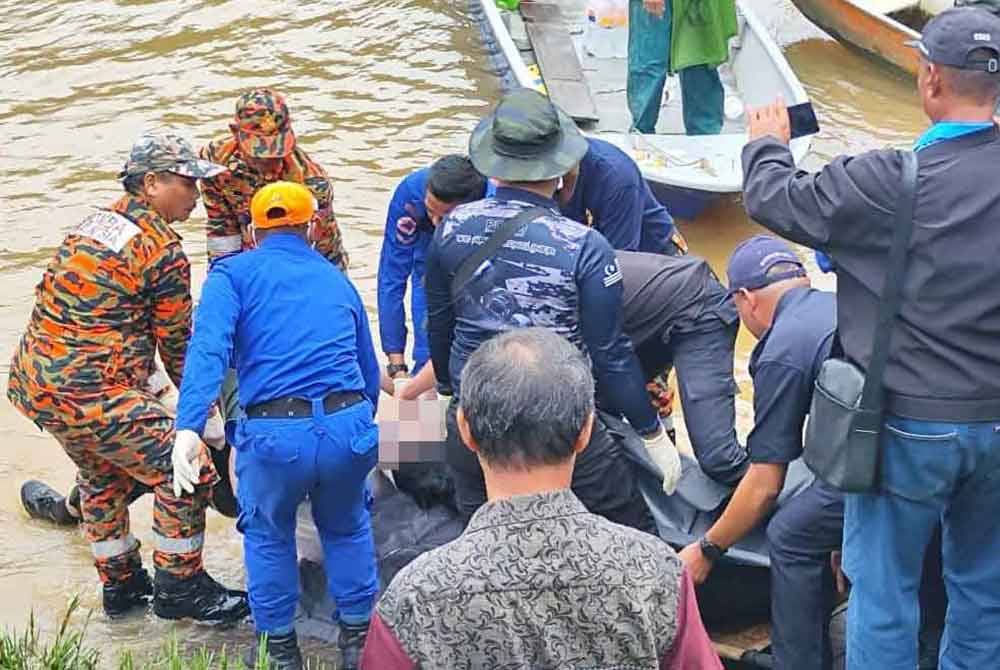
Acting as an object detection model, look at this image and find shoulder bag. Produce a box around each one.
[803,150,919,493]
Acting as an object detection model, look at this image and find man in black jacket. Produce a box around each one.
[741,8,1000,668]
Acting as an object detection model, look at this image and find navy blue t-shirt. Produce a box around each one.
[560,138,677,255]
[747,288,836,464]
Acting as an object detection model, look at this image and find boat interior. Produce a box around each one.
[494,0,810,192]
[873,0,953,31]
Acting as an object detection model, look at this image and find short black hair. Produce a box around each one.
[941,49,1000,105]
[459,328,594,470]
[427,155,486,204]
[122,173,146,195]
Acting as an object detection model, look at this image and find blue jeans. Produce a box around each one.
[235,398,379,635]
[843,416,1000,670]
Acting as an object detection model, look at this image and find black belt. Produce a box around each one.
[246,391,364,419]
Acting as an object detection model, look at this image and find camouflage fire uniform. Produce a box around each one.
[7,135,224,586]
[199,89,347,270]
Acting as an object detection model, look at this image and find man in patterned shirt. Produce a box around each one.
[360,328,722,670]
[7,133,248,623]
[199,88,347,270]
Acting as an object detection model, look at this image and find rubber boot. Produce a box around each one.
[243,631,304,670]
[103,568,153,618]
[338,621,369,670]
[153,569,250,625]
[20,480,79,526]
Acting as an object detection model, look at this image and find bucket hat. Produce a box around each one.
[469,88,589,181]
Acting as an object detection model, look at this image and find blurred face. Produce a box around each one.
[424,189,458,226]
[555,164,581,207]
[144,172,200,223]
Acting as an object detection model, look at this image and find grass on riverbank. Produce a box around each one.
[0,599,333,669]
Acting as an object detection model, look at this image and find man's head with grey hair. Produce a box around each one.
[457,328,595,471]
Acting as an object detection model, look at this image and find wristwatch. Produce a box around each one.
[386,362,409,378]
[699,537,728,563]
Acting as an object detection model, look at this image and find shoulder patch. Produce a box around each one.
[75,211,141,252]
[603,261,623,287]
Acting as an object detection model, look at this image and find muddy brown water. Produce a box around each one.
[0,0,927,661]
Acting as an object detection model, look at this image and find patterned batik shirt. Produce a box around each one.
[7,195,192,427]
[198,136,347,270]
[361,489,723,670]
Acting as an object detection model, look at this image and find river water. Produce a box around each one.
[0,0,928,661]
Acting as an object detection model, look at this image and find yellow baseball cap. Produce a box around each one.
[250,181,316,229]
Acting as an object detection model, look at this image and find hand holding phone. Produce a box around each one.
[748,97,820,145]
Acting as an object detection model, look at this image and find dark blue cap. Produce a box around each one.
[727,235,806,293]
[907,7,1000,72]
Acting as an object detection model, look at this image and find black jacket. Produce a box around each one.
[742,126,1000,422]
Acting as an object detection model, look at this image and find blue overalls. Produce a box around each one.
[176,232,381,635]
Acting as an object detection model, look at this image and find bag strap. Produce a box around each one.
[859,151,919,412]
[450,206,547,300]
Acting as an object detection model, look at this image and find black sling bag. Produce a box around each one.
[450,206,547,300]
[803,150,919,492]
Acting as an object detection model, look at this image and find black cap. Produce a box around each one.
[907,7,1000,72]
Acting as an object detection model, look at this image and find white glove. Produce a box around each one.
[171,430,204,497]
[643,425,682,495]
[203,408,226,450]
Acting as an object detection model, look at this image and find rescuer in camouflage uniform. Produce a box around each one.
[199,88,347,270]
[7,133,249,623]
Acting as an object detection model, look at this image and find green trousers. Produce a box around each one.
[627,0,724,135]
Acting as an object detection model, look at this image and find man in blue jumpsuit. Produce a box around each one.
[172,182,380,670]
[377,155,489,386]
[558,137,686,256]
[425,88,680,531]
[677,236,842,670]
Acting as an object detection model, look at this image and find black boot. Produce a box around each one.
[103,568,153,618]
[243,631,304,670]
[20,480,79,526]
[153,569,249,625]
[338,621,369,670]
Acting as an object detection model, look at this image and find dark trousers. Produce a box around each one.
[445,401,655,533]
[767,480,845,670]
[635,318,748,486]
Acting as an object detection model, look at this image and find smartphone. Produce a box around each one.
[787,102,820,139]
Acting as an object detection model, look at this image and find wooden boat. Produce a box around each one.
[789,0,955,77]
[475,0,813,218]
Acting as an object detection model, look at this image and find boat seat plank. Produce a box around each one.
[863,0,921,15]
[519,1,600,123]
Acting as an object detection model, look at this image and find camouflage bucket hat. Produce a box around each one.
[469,88,588,182]
[233,88,297,159]
[118,132,226,179]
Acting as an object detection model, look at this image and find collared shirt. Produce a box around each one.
[174,233,379,434]
[424,186,660,434]
[199,136,347,270]
[361,489,722,670]
[747,288,836,464]
[560,137,678,254]
[376,169,494,370]
[743,124,1000,422]
[7,194,192,427]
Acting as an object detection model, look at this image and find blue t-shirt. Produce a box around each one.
[747,287,836,464]
[560,138,677,255]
